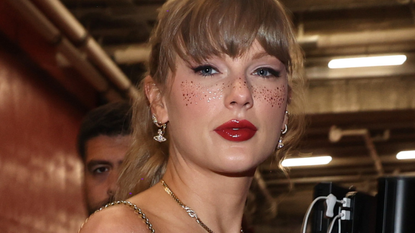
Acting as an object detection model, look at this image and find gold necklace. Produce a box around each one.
[161,180,244,233]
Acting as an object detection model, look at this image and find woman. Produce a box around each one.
[80,0,305,232]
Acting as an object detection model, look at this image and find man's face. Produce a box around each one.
[83,134,132,215]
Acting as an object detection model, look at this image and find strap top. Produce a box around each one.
[80,200,155,233]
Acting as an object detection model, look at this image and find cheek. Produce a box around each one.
[252,84,287,108]
[180,80,225,106]
[179,80,287,108]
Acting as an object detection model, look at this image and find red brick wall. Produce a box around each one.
[0,36,87,232]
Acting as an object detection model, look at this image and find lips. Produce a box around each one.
[214,119,257,142]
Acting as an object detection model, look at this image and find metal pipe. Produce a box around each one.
[363,132,384,176]
[6,0,123,101]
[31,0,139,99]
[329,126,384,176]
[31,0,86,41]
[298,28,415,49]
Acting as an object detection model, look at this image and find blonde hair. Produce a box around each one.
[116,0,306,200]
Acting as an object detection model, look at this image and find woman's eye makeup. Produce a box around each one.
[192,65,219,76]
[253,67,281,78]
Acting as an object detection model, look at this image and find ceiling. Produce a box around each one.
[3,0,415,229]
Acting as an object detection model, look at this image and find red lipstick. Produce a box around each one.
[214,119,257,142]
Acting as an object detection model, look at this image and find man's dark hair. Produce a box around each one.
[77,101,132,161]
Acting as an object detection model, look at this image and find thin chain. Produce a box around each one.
[78,200,155,233]
[161,180,244,233]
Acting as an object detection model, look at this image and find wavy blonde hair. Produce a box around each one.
[116,0,306,200]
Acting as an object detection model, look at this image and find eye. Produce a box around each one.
[91,166,110,175]
[192,65,219,76]
[253,68,281,78]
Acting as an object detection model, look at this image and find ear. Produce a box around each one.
[144,75,169,124]
[281,110,289,132]
[281,85,291,131]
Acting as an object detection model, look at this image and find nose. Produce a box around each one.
[224,76,254,110]
[106,171,119,198]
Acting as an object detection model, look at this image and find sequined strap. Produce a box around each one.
[79,200,155,233]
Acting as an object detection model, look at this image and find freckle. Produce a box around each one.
[186,104,188,106]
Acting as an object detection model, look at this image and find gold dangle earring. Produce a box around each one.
[278,111,289,149]
[152,115,167,142]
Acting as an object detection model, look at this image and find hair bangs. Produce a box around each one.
[151,0,299,83]
[172,0,264,64]
[171,0,294,73]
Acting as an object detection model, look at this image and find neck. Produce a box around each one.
[162,160,254,233]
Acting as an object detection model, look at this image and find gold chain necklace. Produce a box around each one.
[161,180,244,233]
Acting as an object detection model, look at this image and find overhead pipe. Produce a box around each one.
[329,126,384,176]
[6,0,123,102]
[31,0,139,100]
[298,28,415,49]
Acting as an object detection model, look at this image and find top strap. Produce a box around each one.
[80,200,155,233]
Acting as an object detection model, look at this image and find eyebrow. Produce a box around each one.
[86,159,124,168]
[252,51,273,60]
[86,160,112,169]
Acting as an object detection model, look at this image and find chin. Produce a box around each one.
[213,157,263,177]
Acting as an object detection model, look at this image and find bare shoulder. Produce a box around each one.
[79,202,152,233]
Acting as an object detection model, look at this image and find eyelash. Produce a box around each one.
[91,166,109,175]
[192,65,219,77]
[252,68,281,78]
[191,65,281,78]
